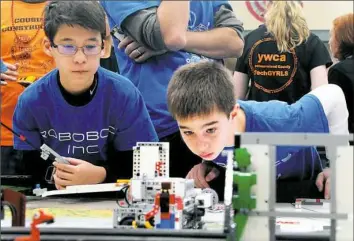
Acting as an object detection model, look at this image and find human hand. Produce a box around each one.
[0,62,19,82]
[53,157,106,190]
[118,36,167,63]
[316,168,330,199]
[186,162,220,189]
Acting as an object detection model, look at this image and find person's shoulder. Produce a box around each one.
[239,99,299,132]
[243,25,268,46]
[330,59,354,74]
[100,0,159,24]
[19,69,57,104]
[242,99,303,121]
[329,59,354,86]
[235,25,267,56]
[98,67,139,96]
[304,32,323,46]
[246,25,268,38]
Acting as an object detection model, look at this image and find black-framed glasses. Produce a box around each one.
[51,42,104,56]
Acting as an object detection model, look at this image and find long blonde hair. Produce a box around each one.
[264,1,310,53]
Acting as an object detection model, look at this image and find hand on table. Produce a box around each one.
[53,157,106,190]
[186,162,220,189]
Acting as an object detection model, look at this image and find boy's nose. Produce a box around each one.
[196,139,209,152]
[73,49,87,64]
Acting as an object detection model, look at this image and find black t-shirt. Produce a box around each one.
[235,25,333,104]
[328,57,354,135]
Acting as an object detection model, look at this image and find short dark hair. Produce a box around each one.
[167,61,236,120]
[44,1,106,42]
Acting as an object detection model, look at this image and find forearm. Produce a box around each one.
[233,71,249,99]
[310,65,328,90]
[93,166,107,183]
[184,28,244,59]
[157,1,189,50]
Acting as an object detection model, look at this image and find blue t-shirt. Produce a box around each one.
[13,67,158,165]
[213,94,329,180]
[100,1,229,138]
[0,59,8,73]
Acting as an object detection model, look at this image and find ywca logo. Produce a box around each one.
[245,1,303,22]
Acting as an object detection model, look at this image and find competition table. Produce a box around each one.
[1,197,332,241]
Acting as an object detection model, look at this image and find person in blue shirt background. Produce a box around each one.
[13,1,158,190]
[167,61,349,200]
[100,0,245,178]
[0,59,10,86]
[0,59,8,73]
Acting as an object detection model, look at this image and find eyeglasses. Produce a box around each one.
[51,43,104,56]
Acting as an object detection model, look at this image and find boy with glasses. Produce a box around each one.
[1,0,55,178]
[12,1,158,190]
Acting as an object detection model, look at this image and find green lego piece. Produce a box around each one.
[233,172,257,240]
[234,148,251,169]
[234,214,248,241]
[232,147,257,241]
[233,173,257,210]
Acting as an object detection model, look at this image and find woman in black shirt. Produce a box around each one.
[234,1,332,103]
[328,13,354,136]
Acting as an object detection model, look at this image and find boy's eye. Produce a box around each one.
[183,131,194,136]
[85,45,97,49]
[63,44,76,49]
[206,128,216,134]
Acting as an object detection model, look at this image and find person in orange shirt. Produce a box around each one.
[1,0,55,175]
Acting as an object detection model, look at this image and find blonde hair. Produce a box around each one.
[264,1,310,53]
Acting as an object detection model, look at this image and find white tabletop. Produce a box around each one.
[1,198,332,233]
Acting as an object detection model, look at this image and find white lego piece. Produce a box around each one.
[295,200,302,209]
[33,188,47,196]
[133,142,170,179]
[202,188,219,206]
[171,178,194,198]
[195,193,213,209]
[131,179,143,200]
[40,183,125,197]
[239,145,270,241]
[140,145,159,178]
[336,146,353,241]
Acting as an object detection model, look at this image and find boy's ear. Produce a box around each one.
[42,37,53,57]
[229,104,239,120]
[101,38,112,59]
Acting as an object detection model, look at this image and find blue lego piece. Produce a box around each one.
[156,214,175,229]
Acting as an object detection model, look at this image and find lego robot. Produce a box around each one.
[113,142,218,230]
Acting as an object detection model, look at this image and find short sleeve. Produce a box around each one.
[213,4,244,41]
[100,1,159,29]
[307,34,333,70]
[212,1,231,14]
[113,88,158,151]
[13,96,42,150]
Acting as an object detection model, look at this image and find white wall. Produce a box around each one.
[230,1,354,30]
